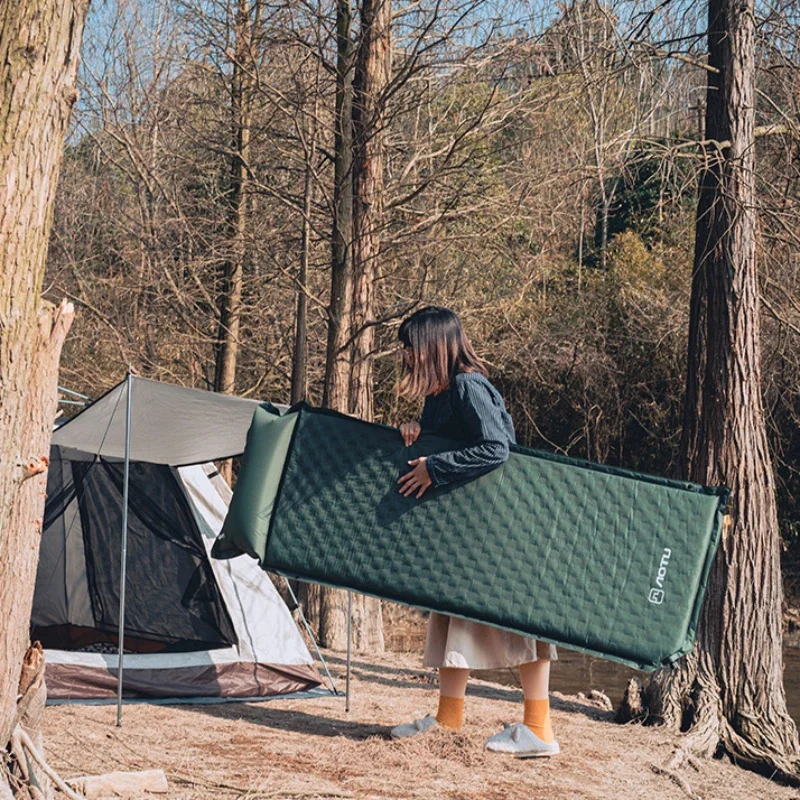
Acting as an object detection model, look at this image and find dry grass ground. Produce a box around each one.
[42,650,799,800]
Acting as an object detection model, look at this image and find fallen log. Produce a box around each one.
[15,730,83,800]
[66,770,168,799]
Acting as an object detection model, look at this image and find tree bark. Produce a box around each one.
[342,0,393,653]
[349,0,391,421]
[307,0,357,651]
[14,644,53,799]
[290,114,316,405]
[215,0,254,483]
[644,0,800,777]
[0,0,87,753]
[322,0,356,414]
[215,0,253,396]
[309,0,385,652]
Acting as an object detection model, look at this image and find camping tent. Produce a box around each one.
[34,448,323,700]
[35,376,325,702]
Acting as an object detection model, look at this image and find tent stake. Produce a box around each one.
[346,591,352,713]
[116,370,133,727]
[281,578,338,696]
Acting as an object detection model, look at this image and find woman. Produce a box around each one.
[389,306,559,758]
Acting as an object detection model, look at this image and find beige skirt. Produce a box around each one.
[423,612,557,670]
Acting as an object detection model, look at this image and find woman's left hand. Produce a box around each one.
[398,457,432,498]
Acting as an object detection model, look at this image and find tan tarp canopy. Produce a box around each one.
[52,376,262,466]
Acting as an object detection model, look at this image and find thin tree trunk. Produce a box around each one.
[322,0,355,413]
[215,0,253,483]
[577,187,585,295]
[599,191,610,268]
[291,113,317,405]
[308,0,356,650]
[0,0,87,755]
[644,0,800,777]
[215,0,252,397]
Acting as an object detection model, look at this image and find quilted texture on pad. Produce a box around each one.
[218,404,728,671]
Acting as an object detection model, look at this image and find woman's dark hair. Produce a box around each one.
[398,306,487,398]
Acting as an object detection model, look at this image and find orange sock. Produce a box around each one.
[523,698,554,743]
[436,695,465,730]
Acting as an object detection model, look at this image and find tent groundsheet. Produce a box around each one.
[213,403,729,671]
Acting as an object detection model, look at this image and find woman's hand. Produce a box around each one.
[398,457,432,498]
[399,421,421,447]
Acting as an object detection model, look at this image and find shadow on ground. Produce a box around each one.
[323,654,613,720]
[174,653,612,736]
[186,703,388,741]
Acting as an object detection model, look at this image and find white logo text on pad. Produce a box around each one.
[648,548,672,605]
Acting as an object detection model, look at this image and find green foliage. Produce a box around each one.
[599,148,696,246]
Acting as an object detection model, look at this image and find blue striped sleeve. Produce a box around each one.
[425,378,511,486]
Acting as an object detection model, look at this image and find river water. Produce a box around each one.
[388,628,800,724]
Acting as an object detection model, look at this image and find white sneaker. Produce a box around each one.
[484,722,560,758]
[390,714,439,740]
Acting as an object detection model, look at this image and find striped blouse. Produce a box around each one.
[420,372,516,487]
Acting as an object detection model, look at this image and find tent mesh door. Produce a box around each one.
[33,450,237,652]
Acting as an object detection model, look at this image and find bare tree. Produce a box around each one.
[349,0,392,418]
[211,0,260,481]
[290,108,319,404]
[215,0,259,400]
[311,0,388,652]
[323,0,357,415]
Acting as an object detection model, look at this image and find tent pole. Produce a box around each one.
[281,578,338,696]
[345,591,352,713]
[116,370,133,727]
[57,385,92,400]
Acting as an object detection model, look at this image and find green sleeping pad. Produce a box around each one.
[212,403,728,671]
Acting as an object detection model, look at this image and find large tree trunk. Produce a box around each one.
[341,0,393,652]
[308,0,384,652]
[0,0,87,755]
[306,0,356,650]
[349,0,391,421]
[644,0,800,778]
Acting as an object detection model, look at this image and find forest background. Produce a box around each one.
[45,0,800,616]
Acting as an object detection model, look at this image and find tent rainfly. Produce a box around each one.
[51,374,264,466]
[38,376,325,707]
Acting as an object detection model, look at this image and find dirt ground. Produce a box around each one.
[42,650,800,800]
